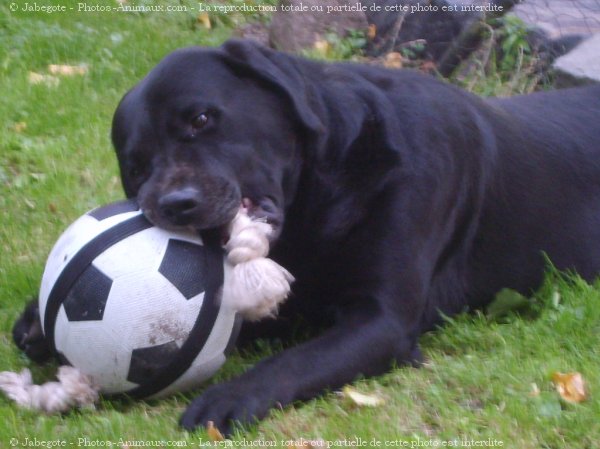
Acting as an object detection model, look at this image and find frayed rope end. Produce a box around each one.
[0,366,98,414]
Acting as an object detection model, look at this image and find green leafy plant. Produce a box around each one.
[302,29,367,61]
[496,15,532,74]
[452,15,545,96]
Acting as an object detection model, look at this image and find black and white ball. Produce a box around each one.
[38,200,240,398]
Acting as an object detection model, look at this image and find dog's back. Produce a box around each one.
[466,85,600,307]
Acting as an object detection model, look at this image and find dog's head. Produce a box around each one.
[112,40,323,241]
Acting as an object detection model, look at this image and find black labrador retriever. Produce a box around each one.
[14,39,600,434]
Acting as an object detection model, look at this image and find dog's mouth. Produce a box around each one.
[141,192,283,245]
[249,196,284,237]
[217,196,283,244]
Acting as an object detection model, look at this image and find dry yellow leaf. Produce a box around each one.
[13,122,27,133]
[197,12,211,29]
[28,72,59,87]
[367,24,377,40]
[313,39,331,57]
[48,64,88,76]
[529,382,540,397]
[383,52,403,69]
[342,386,385,407]
[206,421,225,441]
[552,372,587,403]
[420,61,437,72]
[28,72,44,83]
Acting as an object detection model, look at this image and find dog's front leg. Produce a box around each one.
[12,299,53,363]
[180,307,416,434]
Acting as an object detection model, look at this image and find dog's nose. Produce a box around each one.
[158,187,201,223]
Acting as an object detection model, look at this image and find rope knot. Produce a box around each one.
[222,208,294,321]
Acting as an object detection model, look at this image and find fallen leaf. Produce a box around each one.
[419,60,437,72]
[79,168,95,186]
[341,386,385,407]
[529,382,540,397]
[383,52,403,69]
[30,173,46,181]
[48,64,88,76]
[28,72,59,87]
[206,421,225,441]
[552,372,587,403]
[367,24,377,40]
[197,12,211,29]
[28,72,44,83]
[313,39,331,57]
[13,122,27,133]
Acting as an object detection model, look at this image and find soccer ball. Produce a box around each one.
[38,200,240,398]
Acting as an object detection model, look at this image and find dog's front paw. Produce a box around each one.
[180,379,284,436]
[12,300,52,363]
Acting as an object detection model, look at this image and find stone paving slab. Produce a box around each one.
[510,1,600,84]
[553,33,600,83]
[513,0,600,38]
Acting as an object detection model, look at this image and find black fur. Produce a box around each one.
[14,39,600,434]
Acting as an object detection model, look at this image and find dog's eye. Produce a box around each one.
[191,113,209,131]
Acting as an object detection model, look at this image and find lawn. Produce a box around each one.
[0,1,598,447]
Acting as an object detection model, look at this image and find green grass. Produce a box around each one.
[1,2,598,447]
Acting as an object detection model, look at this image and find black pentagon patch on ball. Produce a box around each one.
[158,239,207,299]
[127,341,179,385]
[63,264,113,321]
[87,199,140,221]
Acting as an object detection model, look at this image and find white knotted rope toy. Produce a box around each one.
[224,208,294,321]
[0,207,293,413]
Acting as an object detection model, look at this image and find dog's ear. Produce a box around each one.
[220,39,402,183]
[219,39,324,138]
